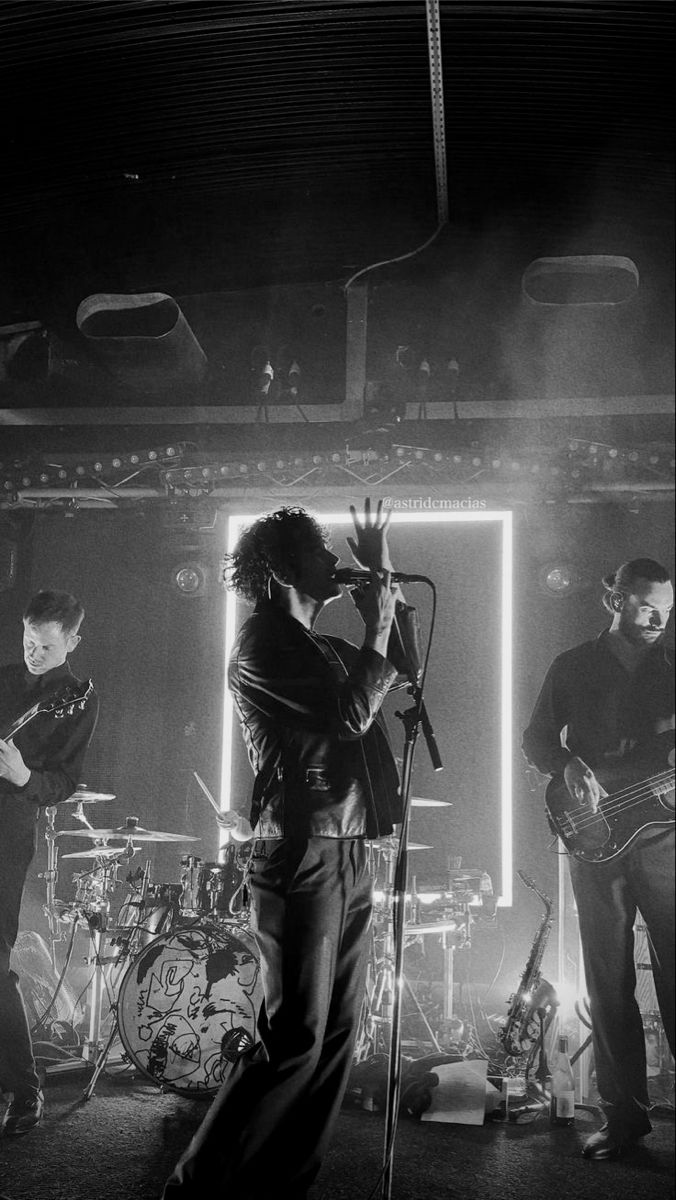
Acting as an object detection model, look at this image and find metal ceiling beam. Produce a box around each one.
[1,395,673,426]
[426,0,449,225]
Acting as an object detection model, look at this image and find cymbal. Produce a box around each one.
[410,797,452,808]
[58,818,199,844]
[61,846,132,860]
[65,787,116,804]
[371,838,432,851]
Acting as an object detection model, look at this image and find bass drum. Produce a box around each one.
[117,921,262,1096]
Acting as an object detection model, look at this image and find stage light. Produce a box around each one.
[222,508,514,906]
[172,561,207,598]
[538,562,582,598]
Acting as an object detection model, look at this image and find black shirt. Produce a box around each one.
[0,660,99,845]
[522,630,674,777]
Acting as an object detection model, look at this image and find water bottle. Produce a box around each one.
[549,1035,576,1126]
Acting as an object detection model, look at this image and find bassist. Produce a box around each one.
[522,558,674,1161]
[0,590,98,1137]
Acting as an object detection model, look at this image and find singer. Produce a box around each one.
[162,498,418,1200]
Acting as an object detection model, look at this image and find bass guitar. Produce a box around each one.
[545,734,674,863]
[2,678,94,745]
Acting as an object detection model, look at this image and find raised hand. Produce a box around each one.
[347,497,393,573]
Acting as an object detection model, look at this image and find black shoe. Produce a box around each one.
[582,1122,646,1161]
[1,1089,44,1137]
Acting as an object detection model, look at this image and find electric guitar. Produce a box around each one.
[1,679,94,745]
[544,733,675,863]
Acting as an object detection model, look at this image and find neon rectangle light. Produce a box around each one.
[221,509,513,906]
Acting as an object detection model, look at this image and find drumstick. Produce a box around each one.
[192,772,244,830]
[193,771,223,815]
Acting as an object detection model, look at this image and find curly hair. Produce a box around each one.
[222,507,330,605]
[601,557,670,612]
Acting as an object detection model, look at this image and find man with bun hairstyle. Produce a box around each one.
[523,558,674,1160]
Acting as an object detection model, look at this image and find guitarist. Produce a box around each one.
[0,590,98,1137]
[523,557,674,1161]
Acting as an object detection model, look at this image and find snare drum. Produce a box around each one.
[112,884,181,951]
[117,921,262,1096]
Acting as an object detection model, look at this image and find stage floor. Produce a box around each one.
[0,1064,673,1200]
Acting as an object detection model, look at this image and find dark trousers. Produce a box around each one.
[0,838,41,1100]
[162,837,372,1200]
[569,829,675,1136]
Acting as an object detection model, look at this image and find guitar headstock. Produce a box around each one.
[38,679,94,720]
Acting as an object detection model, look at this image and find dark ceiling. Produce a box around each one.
[2,1,674,304]
[0,1,673,484]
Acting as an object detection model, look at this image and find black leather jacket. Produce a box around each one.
[228,600,410,839]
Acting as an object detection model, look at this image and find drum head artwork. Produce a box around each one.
[118,922,262,1096]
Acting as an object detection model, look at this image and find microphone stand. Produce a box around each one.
[381,606,443,1200]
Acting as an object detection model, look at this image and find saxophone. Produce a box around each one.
[499,870,554,1057]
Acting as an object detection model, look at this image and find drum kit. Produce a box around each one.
[40,787,262,1100]
[39,787,490,1095]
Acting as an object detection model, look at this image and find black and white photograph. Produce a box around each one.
[0,4,673,1199]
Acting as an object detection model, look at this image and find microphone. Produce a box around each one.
[333,568,428,585]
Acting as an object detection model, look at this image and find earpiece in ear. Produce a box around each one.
[611,591,624,612]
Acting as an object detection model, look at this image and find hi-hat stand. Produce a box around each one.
[39,800,140,1087]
